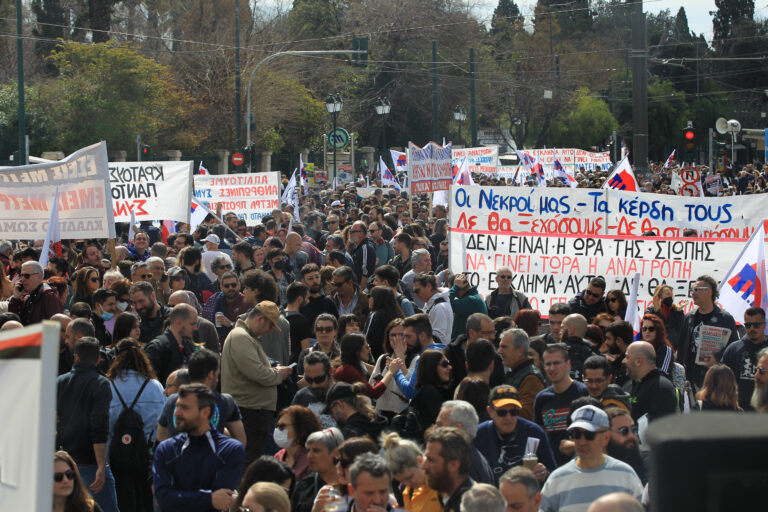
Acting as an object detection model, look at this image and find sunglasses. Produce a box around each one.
[305,374,328,384]
[316,326,336,333]
[332,281,347,287]
[641,326,655,332]
[606,297,618,303]
[221,283,239,289]
[493,407,520,417]
[20,273,39,279]
[497,275,512,279]
[54,470,76,482]
[219,264,233,269]
[439,360,451,368]
[691,286,710,293]
[333,456,351,468]
[585,290,603,298]
[569,429,605,441]
[744,322,765,329]
[612,426,638,436]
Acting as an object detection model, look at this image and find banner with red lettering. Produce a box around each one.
[193,172,280,222]
[110,161,192,223]
[452,146,498,174]
[449,185,768,316]
[0,142,115,239]
[408,141,453,193]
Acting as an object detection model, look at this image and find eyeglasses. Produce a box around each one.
[606,297,618,303]
[54,470,76,482]
[744,322,765,329]
[305,374,328,384]
[333,456,351,468]
[220,264,232,270]
[20,273,39,279]
[568,429,606,441]
[497,275,512,279]
[439,360,451,368]
[641,326,656,332]
[585,289,603,298]
[493,407,520,417]
[238,506,255,512]
[316,326,336,333]
[611,426,638,436]
[332,281,346,287]
[691,286,710,293]
[756,367,768,376]
[221,283,239,289]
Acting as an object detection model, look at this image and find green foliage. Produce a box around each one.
[646,78,687,154]
[550,89,617,148]
[0,83,57,158]
[262,128,284,154]
[712,0,755,46]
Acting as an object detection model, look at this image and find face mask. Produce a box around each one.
[101,311,115,321]
[116,301,128,312]
[273,427,292,449]
[662,296,673,307]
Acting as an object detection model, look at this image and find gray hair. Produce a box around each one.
[103,270,123,281]
[0,240,12,254]
[758,347,768,362]
[412,248,430,265]
[349,453,392,488]
[460,483,505,512]
[501,328,530,353]
[499,466,540,497]
[146,256,165,267]
[380,432,423,474]
[326,234,344,250]
[21,261,44,275]
[150,242,167,258]
[130,261,149,276]
[466,312,492,334]
[305,427,344,452]
[69,317,95,339]
[211,255,231,272]
[441,400,480,438]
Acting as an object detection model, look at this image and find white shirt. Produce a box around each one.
[425,288,453,344]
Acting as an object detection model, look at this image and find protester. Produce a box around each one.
[640,313,675,377]
[421,427,475,512]
[274,405,323,480]
[751,347,768,412]
[53,450,100,512]
[696,364,741,411]
[718,306,768,410]
[435,400,496,485]
[412,273,453,344]
[380,432,441,512]
[604,407,646,485]
[9,261,64,324]
[568,277,607,322]
[333,332,402,399]
[498,467,542,512]
[624,341,678,424]
[323,381,388,442]
[645,284,684,349]
[449,273,488,339]
[485,267,531,320]
[498,328,546,421]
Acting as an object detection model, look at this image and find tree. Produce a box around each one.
[550,89,617,149]
[712,0,755,48]
[491,0,522,36]
[31,0,67,74]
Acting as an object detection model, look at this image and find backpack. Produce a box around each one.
[391,408,426,442]
[109,379,151,473]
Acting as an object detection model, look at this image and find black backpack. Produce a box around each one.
[109,379,151,473]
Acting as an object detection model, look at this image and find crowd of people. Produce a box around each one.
[2,172,767,512]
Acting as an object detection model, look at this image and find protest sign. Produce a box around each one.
[338,166,354,184]
[194,172,280,222]
[408,141,453,193]
[0,142,115,239]
[449,185,768,316]
[452,145,498,174]
[695,326,732,365]
[705,174,721,195]
[110,161,192,223]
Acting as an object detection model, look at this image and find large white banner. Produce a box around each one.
[110,161,192,223]
[452,146,499,174]
[194,172,280,222]
[449,186,768,316]
[498,149,612,179]
[408,142,453,194]
[0,322,58,512]
[0,142,115,239]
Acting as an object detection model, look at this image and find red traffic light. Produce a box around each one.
[684,129,694,140]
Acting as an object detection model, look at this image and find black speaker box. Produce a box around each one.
[646,412,768,512]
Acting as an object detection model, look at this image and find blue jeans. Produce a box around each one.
[77,463,120,512]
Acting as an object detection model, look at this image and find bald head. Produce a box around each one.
[51,314,71,343]
[628,341,656,364]
[0,321,23,331]
[286,232,303,254]
[563,313,588,338]
[587,492,644,512]
[168,290,191,306]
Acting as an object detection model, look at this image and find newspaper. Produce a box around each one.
[695,325,731,365]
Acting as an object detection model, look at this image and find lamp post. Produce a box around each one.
[374,97,391,173]
[326,93,343,184]
[453,106,466,146]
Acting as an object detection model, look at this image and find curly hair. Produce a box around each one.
[107,339,157,380]
[277,405,322,447]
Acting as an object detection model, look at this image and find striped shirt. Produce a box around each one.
[539,456,643,512]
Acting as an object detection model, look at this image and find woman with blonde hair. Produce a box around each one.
[239,481,291,512]
[380,432,441,512]
[697,364,741,411]
[53,450,100,512]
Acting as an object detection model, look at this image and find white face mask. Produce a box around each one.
[116,301,128,312]
[273,427,292,449]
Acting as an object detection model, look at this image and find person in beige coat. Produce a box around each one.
[221,301,293,466]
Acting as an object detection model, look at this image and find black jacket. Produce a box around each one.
[56,363,112,465]
[411,384,453,430]
[562,335,598,381]
[138,305,171,344]
[630,368,678,422]
[91,312,112,348]
[445,334,505,394]
[443,477,474,512]
[568,291,606,322]
[678,305,738,388]
[484,288,531,320]
[340,412,388,445]
[645,304,685,350]
[144,328,199,384]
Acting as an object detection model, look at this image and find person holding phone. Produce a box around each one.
[8,261,63,325]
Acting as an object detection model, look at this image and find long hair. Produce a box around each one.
[370,286,404,320]
[234,457,296,511]
[112,313,140,347]
[454,377,490,420]
[513,309,540,337]
[652,285,681,312]
[278,405,322,447]
[107,339,157,380]
[339,382,377,421]
[415,349,447,390]
[605,289,628,315]
[339,333,367,371]
[54,450,95,512]
[72,266,98,301]
[641,313,673,350]
[697,364,740,410]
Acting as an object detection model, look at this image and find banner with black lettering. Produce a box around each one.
[0,142,115,239]
[110,161,192,223]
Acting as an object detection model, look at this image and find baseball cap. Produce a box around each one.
[322,381,356,414]
[331,200,342,208]
[255,301,281,331]
[202,234,220,245]
[568,405,610,432]
[489,385,523,409]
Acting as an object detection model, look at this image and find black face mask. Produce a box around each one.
[662,296,674,307]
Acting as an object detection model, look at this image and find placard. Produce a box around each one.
[194,172,280,222]
[408,141,453,193]
[110,161,192,223]
[452,146,498,174]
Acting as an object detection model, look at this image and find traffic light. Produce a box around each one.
[141,144,150,157]
[683,121,695,162]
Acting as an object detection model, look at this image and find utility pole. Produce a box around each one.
[432,40,439,142]
[16,0,26,165]
[470,47,477,147]
[631,0,648,175]
[235,0,242,148]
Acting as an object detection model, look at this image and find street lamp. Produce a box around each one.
[453,106,467,146]
[326,93,343,185]
[374,97,391,174]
